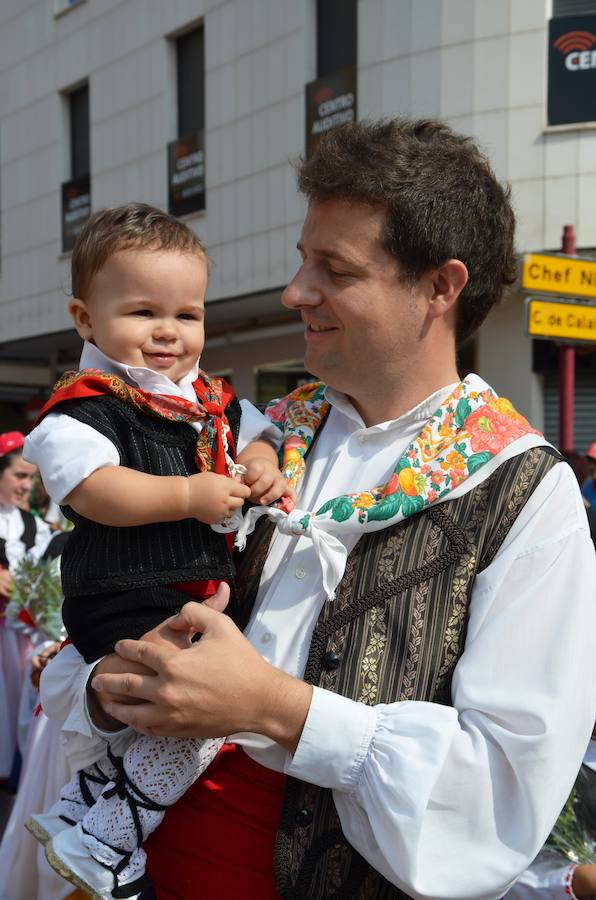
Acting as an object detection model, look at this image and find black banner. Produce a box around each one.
[168,133,205,217]
[305,67,357,160]
[548,14,596,126]
[61,174,91,253]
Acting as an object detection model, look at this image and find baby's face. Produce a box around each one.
[70,247,207,383]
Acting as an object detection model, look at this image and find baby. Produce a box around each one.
[24,202,292,899]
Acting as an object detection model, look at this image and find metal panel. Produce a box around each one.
[544,369,596,453]
[553,0,596,16]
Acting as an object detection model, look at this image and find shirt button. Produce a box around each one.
[295,567,307,579]
[323,650,342,671]
[261,632,272,644]
[358,434,368,444]
[295,808,313,827]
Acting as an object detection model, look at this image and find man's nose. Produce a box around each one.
[282,267,322,310]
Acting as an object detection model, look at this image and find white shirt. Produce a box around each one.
[23,341,281,503]
[0,504,51,568]
[40,383,596,900]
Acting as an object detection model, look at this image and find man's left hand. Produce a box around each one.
[91,601,312,753]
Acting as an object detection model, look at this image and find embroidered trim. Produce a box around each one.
[565,864,578,899]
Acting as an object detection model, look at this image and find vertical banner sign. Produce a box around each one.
[548,14,596,126]
[305,67,357,160]
[168,132,205,217]
[61,174,91,253]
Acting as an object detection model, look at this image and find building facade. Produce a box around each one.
[1,0,595,447]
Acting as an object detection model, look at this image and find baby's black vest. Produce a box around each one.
[58,394,241,661]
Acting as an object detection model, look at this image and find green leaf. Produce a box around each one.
[330,496,356,523]
[316,498,335,516]
[401,494,425,517]
[366,492,403,521]
[466,451,492,474]
[455,397,472,428]
[454,441,467,455]
[397,457,412,472]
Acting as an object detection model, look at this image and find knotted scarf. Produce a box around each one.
[36,368,237,477]
[235,374,546,598]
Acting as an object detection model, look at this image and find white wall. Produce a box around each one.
[1,0,594,420]
[0,0,309,345]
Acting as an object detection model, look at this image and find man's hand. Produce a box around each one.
[0,567,12,598]
[187,472,251,523]
[242,458,296,508]
[91,601,312,752]
[87,583,232,731]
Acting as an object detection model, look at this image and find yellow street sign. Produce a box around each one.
[522,253,596,299]
[526,297,596,343]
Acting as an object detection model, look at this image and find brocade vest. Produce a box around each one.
[231,445,561,900]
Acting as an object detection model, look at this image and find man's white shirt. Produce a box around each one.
[39,377,596,900]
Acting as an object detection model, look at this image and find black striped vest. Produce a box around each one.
[58,394,241,597]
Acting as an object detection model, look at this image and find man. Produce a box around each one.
[42,119,595,899]
[581,442,596,508]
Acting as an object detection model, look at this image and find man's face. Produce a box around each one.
[282,200,426,407]
[70,248,207,384]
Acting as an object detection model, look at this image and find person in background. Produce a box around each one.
[564,451,596,548]
[0,432,50,784]
[0,642,74,900]
[505,731,596,899]
[581,443,596,509]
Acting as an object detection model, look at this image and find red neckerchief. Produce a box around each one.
[36,368,236,475]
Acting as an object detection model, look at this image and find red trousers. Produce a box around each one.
[145,743,285,899]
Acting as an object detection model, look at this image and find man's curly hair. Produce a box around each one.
[297,119,516,345]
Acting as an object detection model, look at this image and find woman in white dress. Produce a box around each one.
[0,431,50,781]
[505,738,596,899]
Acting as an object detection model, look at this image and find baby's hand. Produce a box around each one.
[188,472,251,524]
[242,458,296,508]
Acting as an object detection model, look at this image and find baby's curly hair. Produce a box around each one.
[71,202,206,299]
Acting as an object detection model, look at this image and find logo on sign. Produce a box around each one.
[553,30,596,70]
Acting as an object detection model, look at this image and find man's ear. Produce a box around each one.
[68,298,94,340]
[428,259,468,321]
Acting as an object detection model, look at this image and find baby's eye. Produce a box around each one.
[178,313,197,320]
[130,309,153,317]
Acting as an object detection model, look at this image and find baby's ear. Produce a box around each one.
[69,298,93,340]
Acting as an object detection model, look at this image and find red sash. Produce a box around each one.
[145,743,284,899]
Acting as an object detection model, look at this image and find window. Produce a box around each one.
[62,82,91,252]
[167,25,206,216]
[317,0,357,78]
[176,26,204,138]
[69,84,90,179]
[552,1,596,15]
